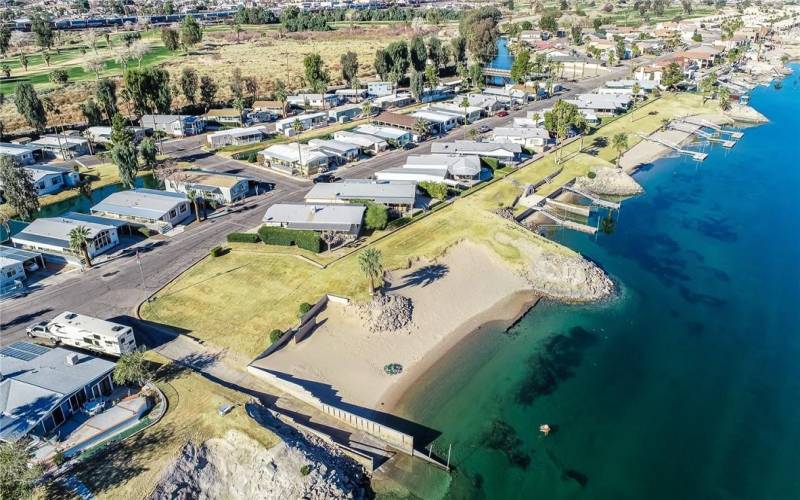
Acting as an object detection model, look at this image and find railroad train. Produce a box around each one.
[7,10,238,31]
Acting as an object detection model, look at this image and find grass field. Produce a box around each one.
[140,92,713,358]
[72,353,278,499]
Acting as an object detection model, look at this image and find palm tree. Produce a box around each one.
[718,87,732,111]
[612,132,629,168]
[631,82,641,103]
[358,248,383,296]
[412,118,430,139]
[291,118,304,134]
[68,225,93,268]
[361,100,373,120]
[275,84,289,118]
[460,96,470,125]
[187,189,202,223]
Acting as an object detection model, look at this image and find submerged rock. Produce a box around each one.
[573,166,644,197]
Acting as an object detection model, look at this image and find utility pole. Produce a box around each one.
[136,249,145,290]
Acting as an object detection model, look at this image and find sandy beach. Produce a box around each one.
[256,242,541,411]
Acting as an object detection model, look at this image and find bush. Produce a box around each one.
[269,329,284,343]
[53,449,66,466]
[365,202,388,230]
[480,156,500,171]
[227,232,261,243]
[298,302,312,317]
[418,181,449,200]
[210,246,224,257]
[300,465,312,476]
[257,226,322,253]
[587,171,597,179]
[137,226,153,238]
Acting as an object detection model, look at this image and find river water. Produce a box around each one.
[385,66,800,499]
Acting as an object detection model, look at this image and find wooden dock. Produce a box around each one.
[639,133,708,161]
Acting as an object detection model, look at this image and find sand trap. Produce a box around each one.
[258,242,537,410]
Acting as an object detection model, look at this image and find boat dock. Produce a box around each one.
[527,206,598,234]
[684,118,744,139]
[669,121,737,148]
[638,133,708,161]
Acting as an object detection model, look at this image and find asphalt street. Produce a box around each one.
[0,64,632,346]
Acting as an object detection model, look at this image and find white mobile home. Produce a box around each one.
[307,139,360,164]
[206,126,269,148]
[91,188,191,230]
[84,126,147,145]
[430,103,483,124]
[332,131,389,153]
[164,171,249,204]
[275,112,328,135]
[262,203,365,236]
[327,104,362,123]
[205,108,244,126]
[11,216,119,263]
[30,135,90,160]
[286,93,339,109]
[304,179,416,214]
[140,115,204,137]
[353,124,413,146]
[0,143,37,165]
[491,127,551,151]
[258,143,330,177]
[367,81,394,97]
[431,141,522,161]
[409,110,459,134]
[24,165,80,196]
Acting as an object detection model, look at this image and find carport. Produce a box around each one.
[0,245,46,271]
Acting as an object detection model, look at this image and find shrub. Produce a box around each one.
[53,449,66,466]
[227,232,260,243]
[257,226,322,253]
[300,464,312,476]
[269,329,284,343]
[587,171,597,179]
[298,302,312,317]
[365,202,388,230]
[137,226,153,238]
[418,181,448,200]
[480,156,500,171]
[210,246,224,257]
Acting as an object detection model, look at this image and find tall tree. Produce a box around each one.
[539,14,558,33]
[0,157,39,220]
[303,52,330,94]
[139,137,157,169]
[427,36,445,68]
[661,62,683,89]
[0,440,44,500]
[68,225,93,268]
[373,49,391,81]
[340,51,359,89]
[451,35,467,63]
[14,83,47,132]
[468,18,499,64]
[0,25,10,56]
[179,67,198,105]
[81,98,103,125]
[124,67,172,116]
[161,27,180,51]
[409,35,427,72]
[179,15,203,52]
[544,99,585,162]
[110,113,138,189]
[612,132,629,167]
[274,79,289,117]
[358,248,383,296]
[18,54,28,72]
[424,64,439,90]
[199,75,217,112]
[385,41,409,85]
[31,13,54,50]
[409,69,425,102]
[510,48,531,83]
[113,349,153,387]
[96,78,118,123]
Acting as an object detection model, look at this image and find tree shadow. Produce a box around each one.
[387,264,449,291]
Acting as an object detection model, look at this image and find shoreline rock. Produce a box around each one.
[573,166,644,197]
[725,103,769,123]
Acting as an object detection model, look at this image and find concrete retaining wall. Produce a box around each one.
[248,366,414,455]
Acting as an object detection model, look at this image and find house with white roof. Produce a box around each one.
[376,153,483,185]
[0,143,37,165]
[428,103,483,124]
[258,143,330,177]
[0,246,45,292]
[164,171,250,204]
[12,214,120,262]
[307,139,360,164]
[353,124,413,146]
[565,93,633,115]
[84,126,147,145]
[275,112,328,135]
[332,131,389,154]
[262,203,365,236]
[491,127,551,151]
[206,125,269,148]
[430,141,523,161]
[462,93,506,114]
[91,188,191,230]
[0,342,116,442]
[409,109,459,134]
[29,135,90,160]
[367,82,394,97]
[304,179,416,215]
[327,103,362,123]
[140,115,204,137]
[286,93,339,109]
[373,93,414,109]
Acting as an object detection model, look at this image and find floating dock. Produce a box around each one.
[670,121,737,148]
[638,133,708,161]
[526,206,598,235]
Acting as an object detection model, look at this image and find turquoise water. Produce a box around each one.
[390,67,800,499]
[487,37,513,86]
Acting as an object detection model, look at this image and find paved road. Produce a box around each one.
[0,64,631,346]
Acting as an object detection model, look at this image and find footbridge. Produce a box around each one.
[563,183,621,210]
[482,67,512,80]
[638,133,708,161]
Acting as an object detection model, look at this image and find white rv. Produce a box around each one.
[26,312,137,357]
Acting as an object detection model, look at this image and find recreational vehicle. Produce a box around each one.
[26,312,137,357]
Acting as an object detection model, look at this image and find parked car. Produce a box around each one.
[313,174,341,183]
[497,111,509,117]
[23,261,39,273]
[478,125,491,133]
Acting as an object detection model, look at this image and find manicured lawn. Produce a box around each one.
[72,353,278,499]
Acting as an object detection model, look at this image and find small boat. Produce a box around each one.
[539,424,551,436]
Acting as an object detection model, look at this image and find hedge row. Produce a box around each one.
[227,232,261,243]
[257,226,322,253]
